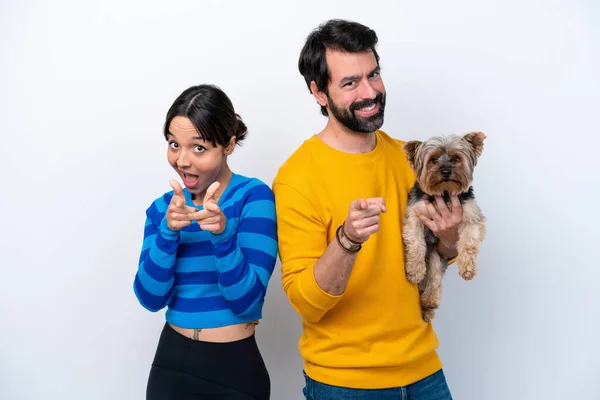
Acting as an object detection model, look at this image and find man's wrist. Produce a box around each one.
[336,223,361,253]
[437,239,458,260]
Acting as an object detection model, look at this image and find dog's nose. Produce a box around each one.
[441,168,452,178]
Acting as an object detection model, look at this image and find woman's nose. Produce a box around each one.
[177,151,191,168]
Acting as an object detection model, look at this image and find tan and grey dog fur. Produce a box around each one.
[402,132,486,322]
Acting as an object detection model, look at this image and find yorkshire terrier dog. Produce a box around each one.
[402,132,486,322]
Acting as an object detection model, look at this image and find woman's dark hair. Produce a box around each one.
[163,84,247,147]
[298,19,380,116]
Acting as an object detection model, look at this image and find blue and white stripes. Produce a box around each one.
[133,173,278,329]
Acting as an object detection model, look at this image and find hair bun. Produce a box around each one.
[234,113,248,144]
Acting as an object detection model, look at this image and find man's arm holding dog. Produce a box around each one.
[414,194,462,260]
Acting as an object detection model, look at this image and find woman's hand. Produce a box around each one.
[192,182,226,234]
[166,180,199,231]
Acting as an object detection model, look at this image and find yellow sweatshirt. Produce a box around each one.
[272,130,443,389]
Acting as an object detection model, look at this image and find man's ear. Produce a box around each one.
[310,81,328,109]
[224,136,236,156]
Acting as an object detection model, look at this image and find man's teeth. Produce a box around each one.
[360,104,376,111]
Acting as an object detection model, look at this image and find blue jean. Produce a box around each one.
[302,369,452,400]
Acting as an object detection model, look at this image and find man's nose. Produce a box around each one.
[359,79,377,101]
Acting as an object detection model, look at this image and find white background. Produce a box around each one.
[1,0,599,399]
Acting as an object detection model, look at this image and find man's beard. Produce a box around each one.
[327,91,386,133]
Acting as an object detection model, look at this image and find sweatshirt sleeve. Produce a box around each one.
[133,195,180,312]
[209,183,278,316]
[272,183,343,323]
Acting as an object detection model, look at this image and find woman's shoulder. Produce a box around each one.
[221,174,275,221]
[225,173,274,202]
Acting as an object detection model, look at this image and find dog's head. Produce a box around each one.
[403,132,486,196]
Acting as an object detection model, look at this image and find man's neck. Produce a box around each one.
[317,119,377,154]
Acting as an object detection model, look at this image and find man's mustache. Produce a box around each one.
[350,92,384,112]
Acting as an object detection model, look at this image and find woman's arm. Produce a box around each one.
[209,183,278,316]
[133,196,181,312]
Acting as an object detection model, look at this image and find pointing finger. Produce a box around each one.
[204,181,221,205]
[367,197,386,213]
[361,204,384,217]
[184,205,198,214]
[350,199,368,211]
[204,201,220,212]
[189,210,210,221]
[171,211,196,221]
[169,179,184,197]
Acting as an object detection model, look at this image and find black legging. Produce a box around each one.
[146,322,270,399]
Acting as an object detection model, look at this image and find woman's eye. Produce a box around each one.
[194,145,207,153]
[169,142,179,149]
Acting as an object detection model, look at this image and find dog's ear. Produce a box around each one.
[403,140,421,168]
[463,132,486,158]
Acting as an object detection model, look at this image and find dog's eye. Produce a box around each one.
[429,157,438,164]
[450,155,460,163]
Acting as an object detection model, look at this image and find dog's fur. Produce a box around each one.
[402,132,486,322]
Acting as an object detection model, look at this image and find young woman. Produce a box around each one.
[133,84,277,399]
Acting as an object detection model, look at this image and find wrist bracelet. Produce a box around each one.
[336,224,361,253]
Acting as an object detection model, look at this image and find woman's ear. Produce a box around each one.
[224,136,236,156]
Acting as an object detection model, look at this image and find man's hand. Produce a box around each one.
[343,197,386,243]
[191,182,226,234]
[414,194,462,258]
[166,180,199,231]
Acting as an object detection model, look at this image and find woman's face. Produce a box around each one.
[166,116,233,196]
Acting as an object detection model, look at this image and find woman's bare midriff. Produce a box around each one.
[169,321,258,342]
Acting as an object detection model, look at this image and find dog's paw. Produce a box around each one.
[458,254,477,281]
[406,264,426,284]
[422,309,436,322]
[461,270,476,280]
[421,296,439,311]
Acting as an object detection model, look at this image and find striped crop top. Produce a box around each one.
[133,173,278,329]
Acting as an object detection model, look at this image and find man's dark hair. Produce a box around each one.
[298,19,380,116]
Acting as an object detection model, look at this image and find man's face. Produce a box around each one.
[323,49,386,133]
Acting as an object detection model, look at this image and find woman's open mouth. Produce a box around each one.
[182,173,200,188]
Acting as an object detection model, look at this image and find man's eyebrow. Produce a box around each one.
[339,66,381,85]
[340,74,361,85]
